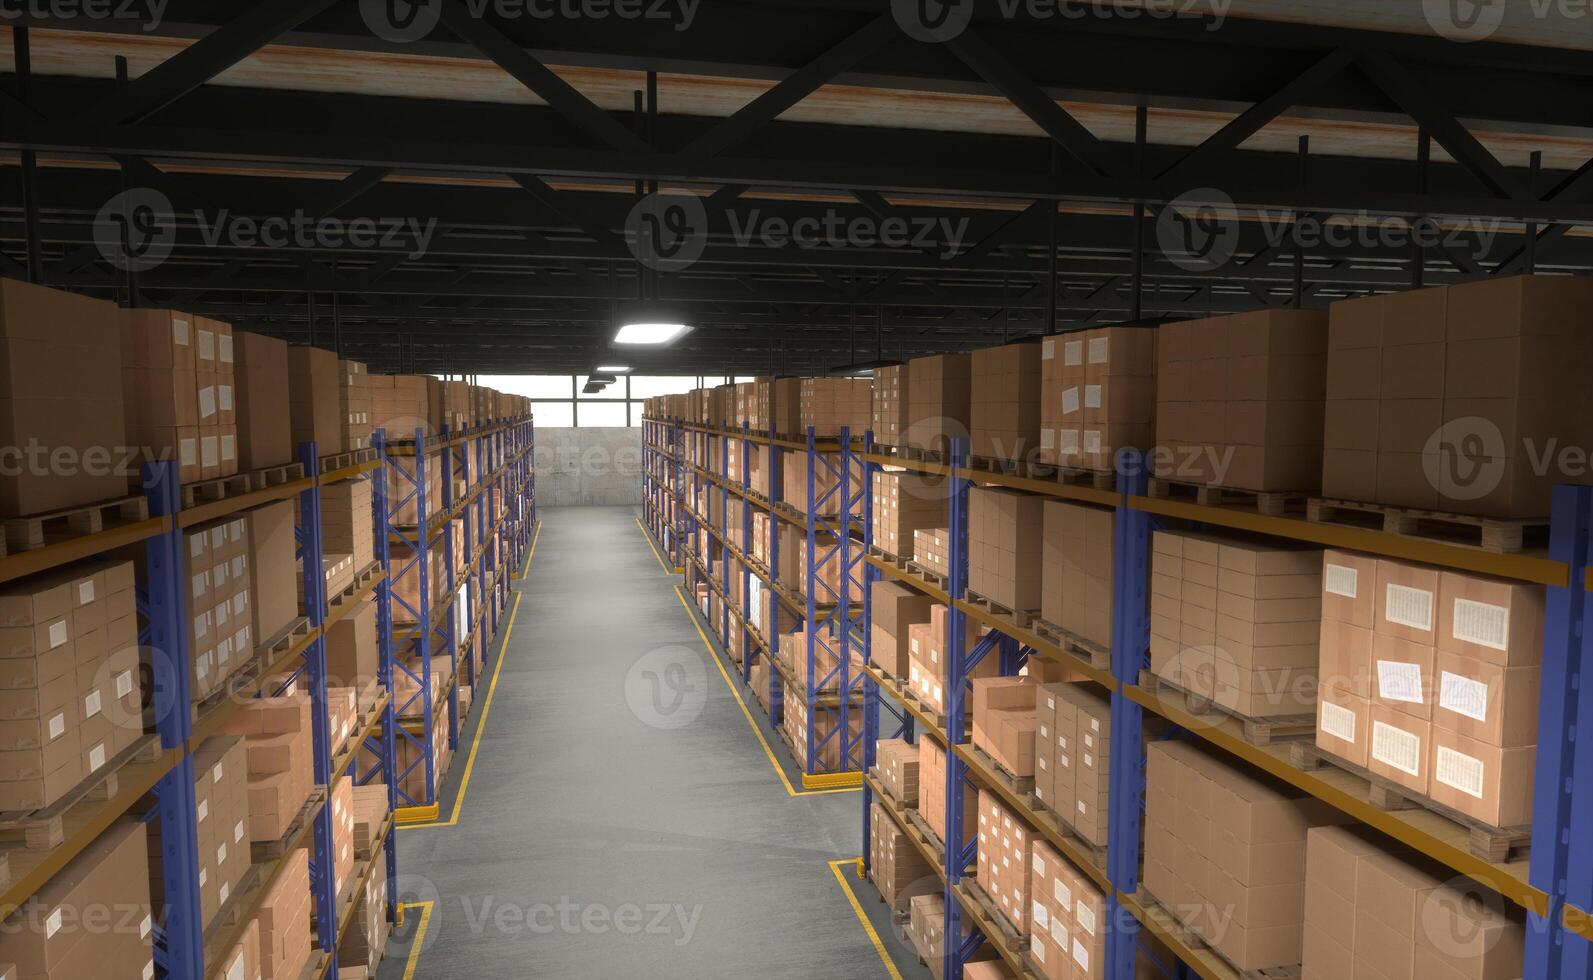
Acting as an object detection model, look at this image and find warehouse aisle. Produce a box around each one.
[390,506,913,980]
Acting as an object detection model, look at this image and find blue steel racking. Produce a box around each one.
[379,418,537,820]
[641,415,870,787]
[854,437,1593,980]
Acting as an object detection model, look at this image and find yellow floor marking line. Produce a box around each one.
[636,517,674,574]
[828,859,907,980]
[671,585,858,799]
[398,901,435,980]
[401,521,538,831]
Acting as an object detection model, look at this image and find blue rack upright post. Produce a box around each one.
[383,428,437,815]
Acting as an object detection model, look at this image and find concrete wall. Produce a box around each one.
[534,427,643,507]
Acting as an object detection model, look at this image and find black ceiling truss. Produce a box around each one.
[1,0,1591,372]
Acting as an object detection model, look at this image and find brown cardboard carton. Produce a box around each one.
[970,341,1043,462]
[1368,704,1429,794]
[1432,650,1538,748]
[287,345,342,454]
[905,354,973,455]
[1322,550,1378,629]
[247,501,298,646]
[234,331,293,470]
[1320,619,1373,699]
[1375,560,1440,646]
[1371,632,1436,720]
[1428,728,1533,829]
[1436,571,1544,668]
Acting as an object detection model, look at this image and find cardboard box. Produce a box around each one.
[1436,571,1543,668]
[234,331,293,470]
[871,580,934,677]
[1431,649,1538,748]
[247,501,298,647]
[1316,687,1370,769]
[1375,560,1440,646]
[1427,727,1534,828]
[1368,703,1430,794]
[905,354,972,456]
[968,488,1045,613]
[970,340,1043,463]
[287,345,341,455]
[0,279,128,516]
[870,365,909,448]
[1371,632,1436,720]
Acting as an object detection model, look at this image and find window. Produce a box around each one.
[629,376,698,399]
[530,401,575,428]
[477,374,670,428]
[576,402,628,428]
[477,375,574,399]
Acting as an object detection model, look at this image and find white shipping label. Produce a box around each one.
[235,819,246,843]
[1042,338,1056,360]
[144,963,154,980]
[49,712,66,740]
[1033,853,1046,876]
[1075,901,1097,936]
[116,669,134,699]
[213,762,224,783]
[88,742,106,770]
[197,799,209,823]
[1439,671,1490,723]
[1064,340,1084,366]
[1050,917,1069,948]
[84,690,102,718]
[219,334,233,363]
[218,843,227,865]
[1320,700,1357,742]
[1088,336,1109,364]
[140,914,152,939]
[78,581,95,605]
[1032,936,1046,963]
[198,329,215,361]
[221,434,236,462]
[48,619,68,649]
[173,318,190,346]
[1083,430,1102,453]
[227,957,244,980]
[1325,563,1358,599]
[1377,660,1425,704]
[1084,385,1102,409]
[1060,430,1080,454]
[1372,721,1422,776]
[198,386,216,420]
[1040,428,1055,450]
[219,385,234,411]
[1061,387,1080,415]
[201,437,219,467]
[1385,584,1434,632]
[1435,746,1486,799]
[198,868,207,887]
[1073,939,1090,971]
[1033,902,1050,931]
[1452,598,1510,651]
[219,881,230,906]
[46,907,62,938]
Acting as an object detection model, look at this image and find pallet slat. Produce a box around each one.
[1307,497,1547,555]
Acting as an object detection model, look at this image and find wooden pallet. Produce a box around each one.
[1137,889,1302,979]
[967,743,1035,797]
[903,808,951,873]
[1056,465,1117,491]
[969,455,1054,479]
[2,495,150,553]
[905,560,951,593]
[965,590,1038,630]
[1140,671,1316,747]
[1147,478,1308,517]
[1306,497,1547,554]
[899,446,950,464]
[248,461,307,489]
[250,786,329,862]
[178,473,256,509]
[1026,794,1109,869]
[321,447,378,471]
[1032,618,1112,672]
[867,545,909,571]
[959,879,1029,952]
[192,615,313,726]
[1290,742,1531,863]
[0,735,161,851]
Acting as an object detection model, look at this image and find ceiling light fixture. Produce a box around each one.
[614,321,692,346]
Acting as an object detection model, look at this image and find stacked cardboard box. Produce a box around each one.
[191,736,251,930]
[876,738,921,806]
[1047,326,1158,472]
[255,849,313,980]
[339,848,391,974]
[1040,501,1115,649]
[1027,837,1108,980]
[870,579,934,678]
[245,500,298,652]
[1032,682,1112,846]
[1323,275,1593,517]
[976,789,1034,933]
[1316,552,1541,827]
[327,686,358,757]
[329,774,357,900]
[299,552,354,611]
[908,893,946,978]
[196,317,240,481]
[969,488,1044,612]
[1143,739,1351,971]
[752,377,801,434]
[872,364,909,448]
[0,819,153,980]
[1149,530,1321,719]
[390,542,447,614]
[749,655,772,712]
[869,801,934,908]
[120,309,201,486]
[287,345,342,457]
[328,598,379,693]
[905,354,972,456]
[339,360,372,451]
[0,559,140,811]
[322,479,374,573]
[799,378,872,437]
[235,331,293,470]
[393,696,450,802]
[219,920,262,980]
[780,698,860,771]
[219,696,316,842]
[906,603,996,717]
[872,471,951,559]
[439,381,471,432]
[970,341,1043,462]
[912,527,950,578]
[919,737,977,848]
[781,452,863,517]
[182,518,254,702]
[1303,824,1524,980]
[1154,310,1328,491]
[369,375,431,439]
[351,783,389,855]
[971,676,1040,778]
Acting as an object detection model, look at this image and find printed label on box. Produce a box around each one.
[116,669,134,699]
[198,386,216,420]
[1064,340,1083,366]
[48,711,66,740]
[1452,598,1509,651]
[1060,430,1080,453]
[84,690,102,719]
[1372,721,1421,776]
[78,581,95,605]
[1385,584,1434,632]
[1435,746,1486,799]
[45,907,62,938]
[1377,660,1425,704]
[1062,387,1080,415]
[1325,563,1358,598]
[1050,916,1069,948]
[1439,671,1489,723]
[1088,336,1109,364]
[47,619,68,649]
[1084,385,1102,409]
[1033,902,1050,931]
[1073,938,1090,970]
[88,742,106,770]
[1032,935,1046,963]
[197,799,209,824]
[1041,429,1055,450]
[1042,339,1055,360]
[1320,700,1357,742]
[173,318,190,345]
[1084,430,1102,453]
[140,914,152,939]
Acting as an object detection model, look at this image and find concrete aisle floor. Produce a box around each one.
[384,505,933,980]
